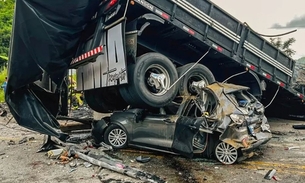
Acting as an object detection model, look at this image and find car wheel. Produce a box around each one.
[104,124,128,149]
[84,87,128,113]
[120,53,179,108]
[177,63,215,96]
[215,142,239,165]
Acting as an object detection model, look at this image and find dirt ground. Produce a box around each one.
[1,114,305,183]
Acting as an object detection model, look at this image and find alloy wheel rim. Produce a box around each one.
[215,142,238,165]
[108,128,127,147]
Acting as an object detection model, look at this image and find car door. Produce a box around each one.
[131,114,176,150]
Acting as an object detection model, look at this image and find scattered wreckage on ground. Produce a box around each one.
[92,81,272,165]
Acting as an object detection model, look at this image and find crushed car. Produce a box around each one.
[92,81,272,165]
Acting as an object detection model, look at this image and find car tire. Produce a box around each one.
[214,141,239,165]
[104,124,128,149]
[120,53,179,108]
[177,63,215,96]
[84,87,128,113]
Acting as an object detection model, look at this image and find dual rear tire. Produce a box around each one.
[120,53,179,108]
[85,52,215,111]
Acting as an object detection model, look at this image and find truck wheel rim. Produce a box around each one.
[215,142,238,165]
[108,128,127,147]
[146,64,170,96]
[188,75,208,95]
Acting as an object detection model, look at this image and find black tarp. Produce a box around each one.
[6,0,101,140]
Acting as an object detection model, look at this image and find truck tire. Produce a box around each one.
[177,63,215,96]
[84,87,128,113]
[120,53,179,108]
[119,64,144,107]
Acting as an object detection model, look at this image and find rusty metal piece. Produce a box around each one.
[59,155,70,162]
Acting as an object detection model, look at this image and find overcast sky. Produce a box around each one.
[211,0,305,59]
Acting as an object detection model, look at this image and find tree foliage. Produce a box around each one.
[270,37,296,57]
[0,67,7,102]
[0,0,13,101]
[0,0,15,57]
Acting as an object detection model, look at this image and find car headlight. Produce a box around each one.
[230,114,247,125]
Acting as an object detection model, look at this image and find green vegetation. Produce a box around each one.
[0,0,14,102]
[0,55,8,61]
[270,37,296,57]
[0,68,6,102]
[297,57,305,64]
[0,55,7,102]
[0,55,8,69]
[0,0,14,57]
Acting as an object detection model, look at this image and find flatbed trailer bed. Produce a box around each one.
[128,0,304,115]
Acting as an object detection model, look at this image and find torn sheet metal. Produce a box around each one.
[202,82,272,149]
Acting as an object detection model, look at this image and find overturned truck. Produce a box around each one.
[5,0,300,157]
